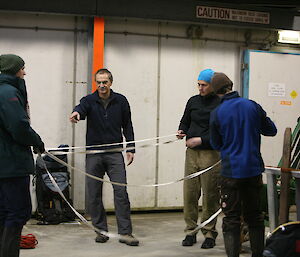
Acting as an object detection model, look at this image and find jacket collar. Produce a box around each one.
[0,73,21,88]
[221,91,240,102]
[92,89,116,102]
[0,73,27,100]
[200,92,217,100]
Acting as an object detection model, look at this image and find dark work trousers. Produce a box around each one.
[86,152,132,235]
[0,176,32,227]
[220,175,264,233]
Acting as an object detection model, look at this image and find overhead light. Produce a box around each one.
[278,30,300,44]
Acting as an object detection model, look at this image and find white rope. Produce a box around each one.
[45,151,221,187]
[46,138,181,156]
[38,151,221,242]
[46,133,178,151]
[186,208,222,236]
[41,135,222,241]
[37,153,119,239]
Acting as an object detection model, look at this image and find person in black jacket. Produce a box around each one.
[0,54,45,257]
[177,69,221,249]
[70,68,138,246]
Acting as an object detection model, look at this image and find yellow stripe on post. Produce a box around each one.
[92,17,105,92]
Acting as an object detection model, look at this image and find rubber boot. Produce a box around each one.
[1,226,22,257]
[249,227,265,257]
[223,231,240,257]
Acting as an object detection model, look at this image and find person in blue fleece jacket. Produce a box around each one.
[209,72,277,257]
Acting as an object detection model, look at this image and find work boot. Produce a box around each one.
[201,237,216,249]
[182,234,196,246]
[119,234,139,246]
[95,232,109,243]
[249,227,265,257]
[223,231,240,257]
[1,226,22,257]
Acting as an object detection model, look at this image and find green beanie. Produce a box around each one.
[0,54,25,75]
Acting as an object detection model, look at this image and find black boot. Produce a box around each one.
[1,226,22,257]
[249,227,265,257]
[182,234,196,246]
[223,231,240,257]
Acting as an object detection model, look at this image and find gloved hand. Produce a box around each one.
[33,141,45,154]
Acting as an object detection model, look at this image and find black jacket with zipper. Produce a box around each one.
[178,93,220,150]
[73,90,135,152]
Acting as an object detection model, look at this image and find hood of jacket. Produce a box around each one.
[0,73,28,104]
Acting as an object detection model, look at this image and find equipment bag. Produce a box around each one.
[34,145,76,225]
[263,221,300,257]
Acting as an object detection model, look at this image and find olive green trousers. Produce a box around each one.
[183,148,221,239]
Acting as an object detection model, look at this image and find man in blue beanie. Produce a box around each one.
[177,68,221,249]
[0,54,45,257]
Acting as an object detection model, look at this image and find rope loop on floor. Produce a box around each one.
[20,234,38,249]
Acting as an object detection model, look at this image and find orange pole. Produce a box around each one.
[92,17,105,92]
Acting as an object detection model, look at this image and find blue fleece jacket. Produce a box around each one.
[209,91,277,178]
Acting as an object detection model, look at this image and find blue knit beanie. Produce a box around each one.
[197,69,215,83]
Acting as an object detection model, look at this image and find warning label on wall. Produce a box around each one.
[196,6,270,24]
[280,101,292,106]
[268,83,285,97]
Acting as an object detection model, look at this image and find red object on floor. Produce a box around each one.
[20,234,38,249]
[296,240,300,253]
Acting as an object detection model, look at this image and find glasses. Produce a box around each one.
[96,80,109,85]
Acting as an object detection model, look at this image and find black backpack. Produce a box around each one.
[263,221,300,257]
[34,145,76,225]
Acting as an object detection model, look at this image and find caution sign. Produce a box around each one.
[196,6,270,24]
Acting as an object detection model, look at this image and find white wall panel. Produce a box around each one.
[103,33,158,208]
[158,38,197,208]
[0,29,74,146]
[0,14,89,210]
[248,51,300,167]
[72,32,89,210]
[158,37,239,207]
[3,14,293,211]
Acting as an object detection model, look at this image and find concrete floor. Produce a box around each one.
[20,211,256,257]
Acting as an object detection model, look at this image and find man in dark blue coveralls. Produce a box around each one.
[209,72,277,257]
[0,54,45,257]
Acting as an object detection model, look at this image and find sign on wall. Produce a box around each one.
[196,6,270,25]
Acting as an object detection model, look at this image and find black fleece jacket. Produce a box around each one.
[178,93,220,150]
[73,90,135,152]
